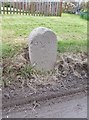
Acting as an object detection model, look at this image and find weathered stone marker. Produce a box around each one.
[28,27,57,71]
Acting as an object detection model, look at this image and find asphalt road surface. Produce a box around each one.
[3,92,87,118]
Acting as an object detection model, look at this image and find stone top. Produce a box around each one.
[29,27,56,43]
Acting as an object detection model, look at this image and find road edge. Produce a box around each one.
[2,85,87,108]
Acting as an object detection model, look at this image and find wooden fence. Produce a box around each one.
[0,1,62,16]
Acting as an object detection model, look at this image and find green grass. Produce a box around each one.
[1,13,87,58]
[2,43,22,58]
[58,40,87,53]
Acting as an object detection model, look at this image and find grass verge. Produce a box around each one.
[1,13,87,58]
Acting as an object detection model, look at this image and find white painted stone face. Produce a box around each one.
[28,27,57,71]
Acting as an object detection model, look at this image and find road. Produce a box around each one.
[3,92,87,118]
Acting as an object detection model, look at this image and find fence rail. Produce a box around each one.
[0,1,62,16]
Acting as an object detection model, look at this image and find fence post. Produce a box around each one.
[0,1,1,14]
[10,2,12,14]
[59,0,62,16]
[28,1,30,15]
[22,0,24,15]
[3,1,5,14]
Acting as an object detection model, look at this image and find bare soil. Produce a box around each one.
[2,47,88,109]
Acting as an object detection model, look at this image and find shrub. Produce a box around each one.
[80,11,89,21]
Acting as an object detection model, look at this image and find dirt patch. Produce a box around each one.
[2,47,88,108]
